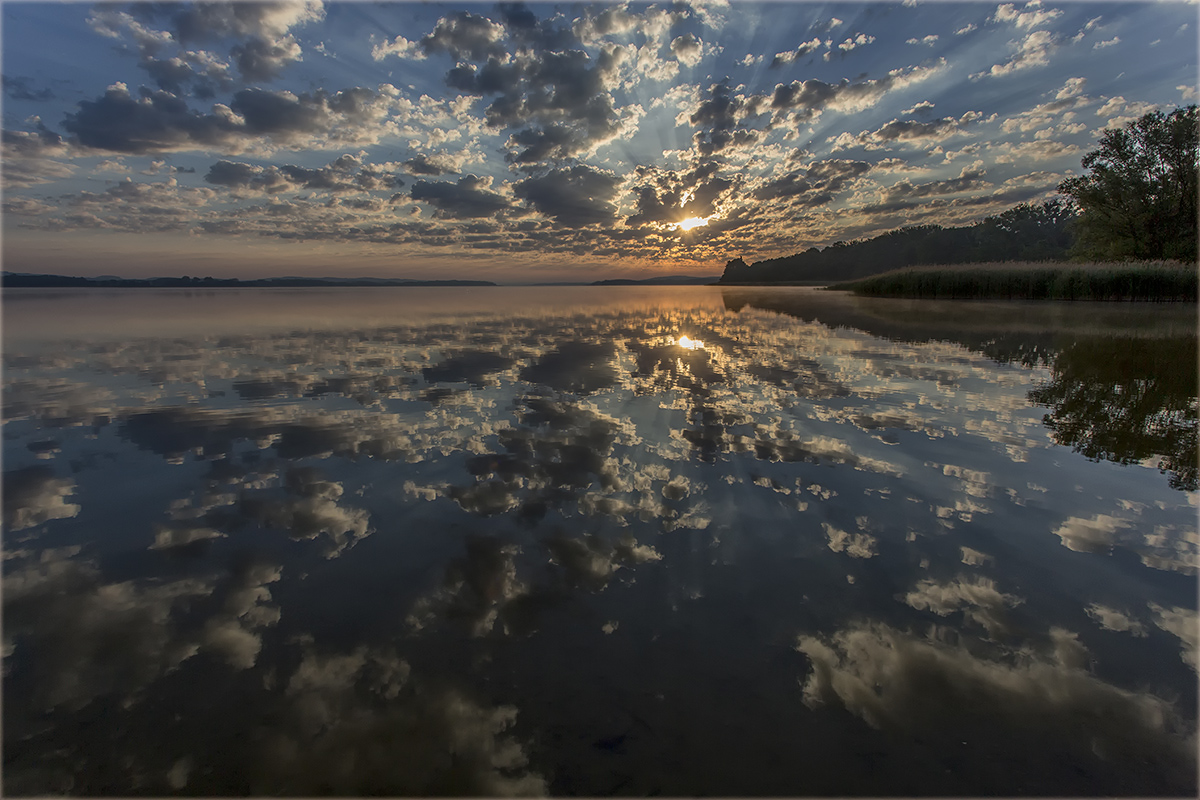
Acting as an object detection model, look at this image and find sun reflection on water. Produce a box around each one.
[678,335,705,350]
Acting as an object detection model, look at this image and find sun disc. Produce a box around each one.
[677,217,708,231]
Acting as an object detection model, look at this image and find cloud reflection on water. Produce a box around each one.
[1,287,1196,795]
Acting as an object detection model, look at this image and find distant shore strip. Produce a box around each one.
[826,261,1198,302]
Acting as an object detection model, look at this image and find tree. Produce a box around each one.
[1057,105,1198,262]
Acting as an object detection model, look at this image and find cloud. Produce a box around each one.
[2,549,211,712]
[411,175,511,219]
[254,643,547,795]
[91,2,324,89]
[372,34,426,61]
[1,122,75,189]
[992,138,1081,163]
[903,100,936,114]
[1086,604,1147,636]
[419,10,507,61]
[514,165,621,227]
[972,30,1057,79]
[823,522,876,558]
[796,622,1196,782]
[1052,513,1129,553]
[402,152,464,176]
[877,165,990,202]
[770,36,824,67]
[2,467,81,531]
[688,79,767,156]
[671,33,704,67]
[904,574,1022,636]
[624,162,736,227]
[992,2,1063,30]
[230,34,303,81]
[1093,36,1120,49]
[751,158,872,205]
[1148,603,1199,673]
[204,154,403,195]
[240,468,372,559]
[158,1,325,44]
[906,35,939,46]
[3,75,55,101]
[770,60,945,124]
[62,83,400,154]
[831,111,984,151]
[836,32,875,53]
[445,44,632,162]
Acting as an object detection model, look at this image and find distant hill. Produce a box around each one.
[719,201,1076,284]
[591,275,720,286]
[1,273,496,288]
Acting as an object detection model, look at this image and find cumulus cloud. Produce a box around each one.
[514,165,621,227]
[255,644,547,795]
[624,161,736,227]
[796,622,1196,784]
[904,575,1022,637]
[831,111,985,151]
[992,2,1063,30]
[1086,604,1147,636]
[411,174,510,219]
[688,79,767,156]
[751,158,871,206]
[371,34,425,61]
[401,152,464,176]
[823,522,876,558]
[2,467,80,531]
[90,2,323,90]
[204,153,402,194]
[770,36,824,68]
[671,33,705,67]
[836,32,875,53]
[973,29,1058,79]
[419,10,507,61]
[877,165,990,203]
[62,83,402,155]
[2,549,210,712]
[770,60,945,124]
[1148,603,1199,673]
[1,122,76,189]
[241,468,371,558]
[1052,513,1128,553]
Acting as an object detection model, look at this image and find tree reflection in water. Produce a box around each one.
[727,290,1198,492]
[1029,335,1198,491]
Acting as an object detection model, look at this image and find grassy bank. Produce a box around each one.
[827,261,1198,301]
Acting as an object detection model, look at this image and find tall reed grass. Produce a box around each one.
[828,261,1198,301]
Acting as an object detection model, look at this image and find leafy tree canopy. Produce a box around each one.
[1058,105,1198,262]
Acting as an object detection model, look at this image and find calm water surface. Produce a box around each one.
[2,287,1197,796]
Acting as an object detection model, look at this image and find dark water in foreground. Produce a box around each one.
[2,287,1197,796]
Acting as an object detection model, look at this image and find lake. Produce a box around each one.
[2,286,1196,796]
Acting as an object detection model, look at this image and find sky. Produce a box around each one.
[1,0,1196,283]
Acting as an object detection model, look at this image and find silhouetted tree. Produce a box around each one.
[1058,105,1198,262]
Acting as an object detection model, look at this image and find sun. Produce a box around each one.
[676,216,709,231]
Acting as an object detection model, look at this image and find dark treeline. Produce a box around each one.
[720,200,1077,284]
[722,105,1198,285]
[1,273,496,288]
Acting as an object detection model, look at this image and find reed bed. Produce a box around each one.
[828,261,1198,301]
